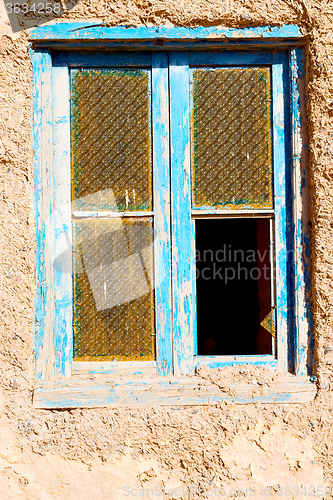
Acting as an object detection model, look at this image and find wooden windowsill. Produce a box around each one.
[33,374,316,409]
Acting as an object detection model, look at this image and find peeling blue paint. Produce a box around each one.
[194,357,278,370]
[272,55,288,372]
[31,23,302,42]
[32,48,53,381]
[289,48,312,376]
[152,52,173,376]
[170,51,195,376]
[33,375,316,409]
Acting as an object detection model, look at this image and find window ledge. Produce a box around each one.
[30,23,303,48]
[32,375,316,409]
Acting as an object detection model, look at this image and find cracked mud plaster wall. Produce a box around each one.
[1,0,333,498]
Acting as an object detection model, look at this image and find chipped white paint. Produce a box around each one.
[169,52,195,376]
[290,48,309,375]
[30,24,303,45]
[272,60,288,372]
[72,361,157,377]
[32,49,57,381]
[33,374,316,408]
[152,52,173,375]
[52,62,72,378]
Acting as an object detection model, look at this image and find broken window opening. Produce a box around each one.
[195,218,275,356]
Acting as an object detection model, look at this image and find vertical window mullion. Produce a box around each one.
[169,51,195,376]
[51,57,72,378]
[33,48,56,381]
[152,52,173,375]
[272,56,288,372]
[289,48,308,376]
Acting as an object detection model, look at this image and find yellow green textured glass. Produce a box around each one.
[73,218,155,361]
[260,308,276,338]
[71,69,152,211]
[192,67,273,209]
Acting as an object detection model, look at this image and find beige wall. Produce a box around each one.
[1,1,333,497]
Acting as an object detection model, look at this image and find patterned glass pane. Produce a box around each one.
[71,69,152,211]
[73,218,155,361]
[192,67,272,209]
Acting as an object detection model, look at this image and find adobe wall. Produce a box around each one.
[1,1,333,498]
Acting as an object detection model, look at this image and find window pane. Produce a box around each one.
[192,67,273,209]
[72,217,155,361]
[71,69,152,211]
[195,218,273,355]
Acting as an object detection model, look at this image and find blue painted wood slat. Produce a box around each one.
[31,24,302,41]
[169,52,195,376]
[72,360,156,376]
[32,49,55,381]
[51,59,72,378]
[33,374,316,409]
[289,48,309,376]
[152,52,173,375]
[195,355,278,370]
[272,55,288,372]
[189,50,276,67]
[53,51,152,68]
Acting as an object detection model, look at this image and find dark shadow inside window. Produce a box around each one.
[196,218,273,356]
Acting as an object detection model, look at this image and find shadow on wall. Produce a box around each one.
[1,0,80,33]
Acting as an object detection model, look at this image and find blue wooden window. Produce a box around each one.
[30,25,313,407]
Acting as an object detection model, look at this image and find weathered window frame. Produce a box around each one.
[31,24,315,408]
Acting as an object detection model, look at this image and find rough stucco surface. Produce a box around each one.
[1,0,333,498]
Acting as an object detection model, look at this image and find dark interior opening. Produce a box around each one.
[196,218,272,356]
